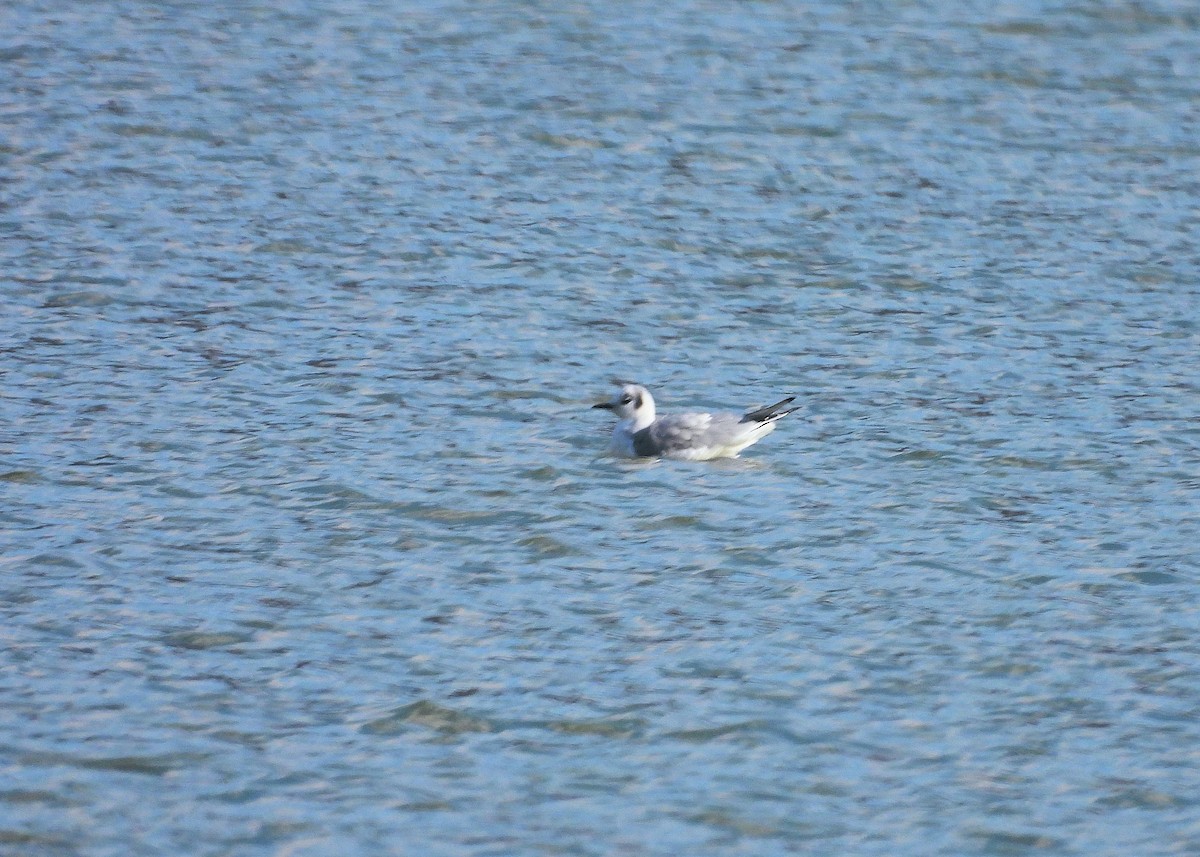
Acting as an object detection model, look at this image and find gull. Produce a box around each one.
[593,384,798,460]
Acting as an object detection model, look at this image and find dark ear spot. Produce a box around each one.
[635,393,643,409]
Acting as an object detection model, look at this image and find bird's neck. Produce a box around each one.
[626,405,655,432]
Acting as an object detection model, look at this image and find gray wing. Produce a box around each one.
[639,412,751,455]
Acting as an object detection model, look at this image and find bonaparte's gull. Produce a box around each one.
[593,384,798,460]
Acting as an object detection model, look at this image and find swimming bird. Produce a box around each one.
[593,384,798,460]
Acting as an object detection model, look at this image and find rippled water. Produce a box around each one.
[3,1,1199,854]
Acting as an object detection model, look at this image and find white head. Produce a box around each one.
[593,383,656,429]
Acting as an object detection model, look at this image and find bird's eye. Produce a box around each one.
[620,395,633,405]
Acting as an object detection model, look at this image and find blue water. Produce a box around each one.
[3,1,1199,855]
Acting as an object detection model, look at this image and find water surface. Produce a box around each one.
[3,1,1199,855]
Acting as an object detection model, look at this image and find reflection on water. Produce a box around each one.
[3,0,1199,855]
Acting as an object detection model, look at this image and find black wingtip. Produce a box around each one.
[740,396,799,423]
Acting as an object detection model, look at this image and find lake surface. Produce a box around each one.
[3,1,1199,854]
